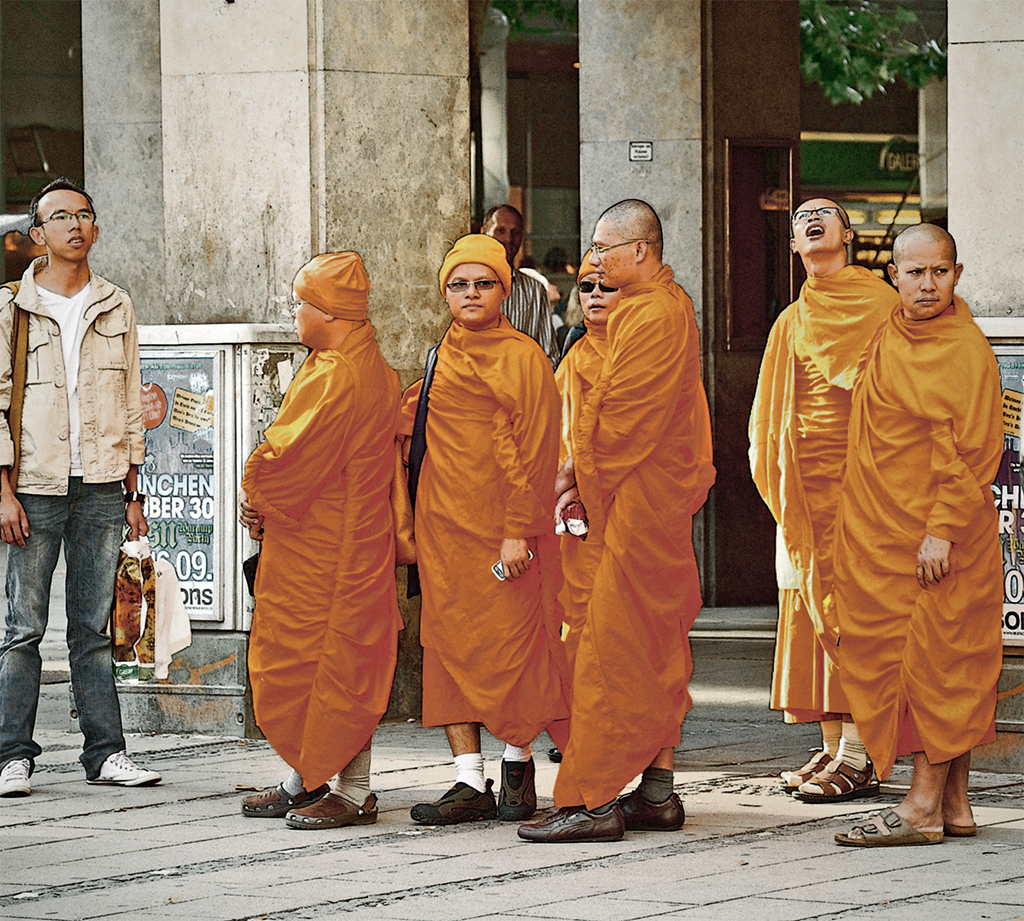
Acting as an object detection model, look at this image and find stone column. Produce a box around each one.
[947,0,1024,762]
[85,0,467,371]
[81,0,164,320]
[917,78,947,224]
[315,0,469,382]
[947,1,1024,314]
[480,6,511,210]
[578,0,702,324]
[578,0,706,580]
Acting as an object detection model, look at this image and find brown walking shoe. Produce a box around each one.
[518,804,625,842]
[617,787,685,831]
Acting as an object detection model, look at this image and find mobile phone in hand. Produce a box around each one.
[491,549,534,580]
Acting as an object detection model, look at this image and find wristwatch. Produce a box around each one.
[124,491,146,504]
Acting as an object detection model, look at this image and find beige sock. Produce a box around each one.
[332,748,372,806]
[837,721,869,771]
[820,719,842,757]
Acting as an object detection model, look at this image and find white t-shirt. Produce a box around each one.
[36,282,91,476]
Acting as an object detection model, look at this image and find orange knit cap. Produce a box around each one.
[292,252,370,320]
[577,249,599,282]
[438,234,512,296]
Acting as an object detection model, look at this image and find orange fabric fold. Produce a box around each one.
[834,297,1003,779]
[749,265,899,670]
[243,324,403,788]
[554,323,608,671]
[406,316,568,746]
[554,264,715,809]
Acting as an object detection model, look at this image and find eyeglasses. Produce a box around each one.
[792,206,849,228]
[590,238,648,257]
[446,279,499,293]
[578,281,619,294]
[40,210,95,226]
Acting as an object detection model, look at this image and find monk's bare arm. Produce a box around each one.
[500,537,530,579]
[916,532,951,589]
[555,455,575,496]
[238,488,264,541]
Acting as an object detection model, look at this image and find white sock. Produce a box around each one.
[281,769,304,795]
[453,752,486,792]
[837,722,869,771]
[502,742,533,762]
[332,748,372,806]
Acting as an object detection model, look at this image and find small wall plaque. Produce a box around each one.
[629,142,653,162]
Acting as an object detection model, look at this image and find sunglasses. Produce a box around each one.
[446,279,500,293]
[578,281,619,294]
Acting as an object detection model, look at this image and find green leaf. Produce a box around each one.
[800,0,946,106]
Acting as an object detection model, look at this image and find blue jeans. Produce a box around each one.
[0,479,126,779]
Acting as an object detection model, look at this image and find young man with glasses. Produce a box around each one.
[520,199,715,842]
[403,234,568,826]
[0,178,160,797]
[749,197,899,805]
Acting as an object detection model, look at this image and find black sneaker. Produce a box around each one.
[410,779,496,825]
[497,757,537,821]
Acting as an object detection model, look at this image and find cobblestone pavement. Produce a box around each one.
[2,607,1022,920]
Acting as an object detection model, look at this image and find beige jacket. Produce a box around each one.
[0,257,145,494]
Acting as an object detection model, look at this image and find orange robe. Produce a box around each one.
[554,322,608,671]
[401,316,568,746]
[834,297,1003,779]
[553,265,715,809]
[749,266,898,721]
[244,325,402,789]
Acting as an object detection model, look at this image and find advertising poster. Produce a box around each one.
[138,356,218,621]
[993,349,1024,645]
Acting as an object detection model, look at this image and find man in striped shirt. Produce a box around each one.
[482,205,559,368]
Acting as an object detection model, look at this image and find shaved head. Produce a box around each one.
[596,199,663,260]
[892,223,957,266]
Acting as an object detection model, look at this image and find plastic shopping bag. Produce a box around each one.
[111,538,157,682]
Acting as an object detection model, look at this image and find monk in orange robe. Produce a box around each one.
[520,200,715,843]
[833,224,1002,847]
[749,199,898,802]
[403,234,568,825]
[554,250,621,673]
[238,253,402,829]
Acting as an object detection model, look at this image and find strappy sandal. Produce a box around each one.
[780,750,833,789]
[835,809,944,847]
[794,758,879,802]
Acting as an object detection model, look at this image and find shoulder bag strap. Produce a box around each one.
[405,341,440,599]
[3,282,27,491]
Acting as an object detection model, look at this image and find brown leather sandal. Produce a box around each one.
[780,750,833,789]
[794,758,879,802]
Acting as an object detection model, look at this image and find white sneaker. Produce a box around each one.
[0,758,32,797]
[87,751,162,787]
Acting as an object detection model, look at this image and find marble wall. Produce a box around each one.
[947,0,1024,315]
